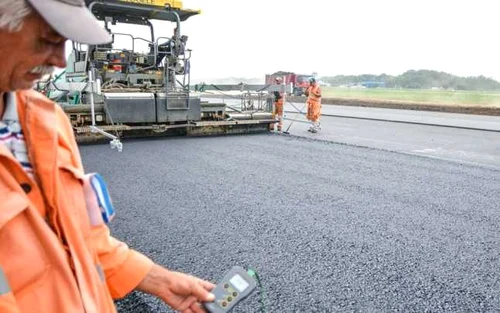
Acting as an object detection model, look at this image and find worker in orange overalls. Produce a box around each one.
[304,77,322,133]
[270,76,284,131]
[0,1,215,312]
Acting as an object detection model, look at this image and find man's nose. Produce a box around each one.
[47,44,67,69]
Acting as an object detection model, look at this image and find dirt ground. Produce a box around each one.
[286,96,500,116]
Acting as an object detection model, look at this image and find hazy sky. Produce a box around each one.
[78,0,500,81]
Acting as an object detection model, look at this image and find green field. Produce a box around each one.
[321,87,500,107]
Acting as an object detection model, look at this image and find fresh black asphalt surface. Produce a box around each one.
[80,133,500,313]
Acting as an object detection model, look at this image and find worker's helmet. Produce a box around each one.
[309,77,316,83]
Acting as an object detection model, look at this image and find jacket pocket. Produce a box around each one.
[0,203,49,296]
[0,192,29,230]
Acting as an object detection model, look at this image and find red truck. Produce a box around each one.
[265,71,314,96]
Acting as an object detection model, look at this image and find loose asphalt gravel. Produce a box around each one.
[80,133,500,313]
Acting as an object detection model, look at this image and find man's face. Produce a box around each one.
[0,12,67,92]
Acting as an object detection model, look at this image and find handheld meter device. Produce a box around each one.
[204,266,257,313]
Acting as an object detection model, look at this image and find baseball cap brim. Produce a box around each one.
[27,0,112,45]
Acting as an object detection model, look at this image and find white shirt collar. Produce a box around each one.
[2,92,18,121]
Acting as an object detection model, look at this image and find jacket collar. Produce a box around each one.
[16,90,58,209]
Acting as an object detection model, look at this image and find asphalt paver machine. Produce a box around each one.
[39,0,279,150]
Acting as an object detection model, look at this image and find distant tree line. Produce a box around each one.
[321,70,500,90]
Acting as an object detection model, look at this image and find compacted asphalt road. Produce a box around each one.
[80,119,500,313]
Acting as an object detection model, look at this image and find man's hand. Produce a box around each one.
[137,264,216,313]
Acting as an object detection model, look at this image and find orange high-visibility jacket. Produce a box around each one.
[0,90,154,312]
[306,85,321,104]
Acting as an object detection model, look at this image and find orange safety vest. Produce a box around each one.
[306,84,321,104]
[0,90,153,312]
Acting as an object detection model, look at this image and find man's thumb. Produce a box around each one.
[194,284,215,302]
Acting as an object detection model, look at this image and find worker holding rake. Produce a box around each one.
[270,76,284,131]
[304,77,322,133]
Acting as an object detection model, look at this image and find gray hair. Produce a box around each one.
[0,0,32,32]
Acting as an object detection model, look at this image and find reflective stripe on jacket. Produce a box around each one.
[0,90,154,312]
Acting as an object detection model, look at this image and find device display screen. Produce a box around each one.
[229,274,249,292]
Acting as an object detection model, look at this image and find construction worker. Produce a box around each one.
[0,1,215,312]
[304,77,322,133]
[270,77,284,131]
[156,27,178,67]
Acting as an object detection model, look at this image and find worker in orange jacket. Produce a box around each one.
[270,77,284,131]
[304,77,322,133]
[0,1,215,312]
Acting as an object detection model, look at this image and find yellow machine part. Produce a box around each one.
[118,0,184,9]
[88,0,201,21]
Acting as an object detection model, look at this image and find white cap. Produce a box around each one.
[26,0,112,44]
